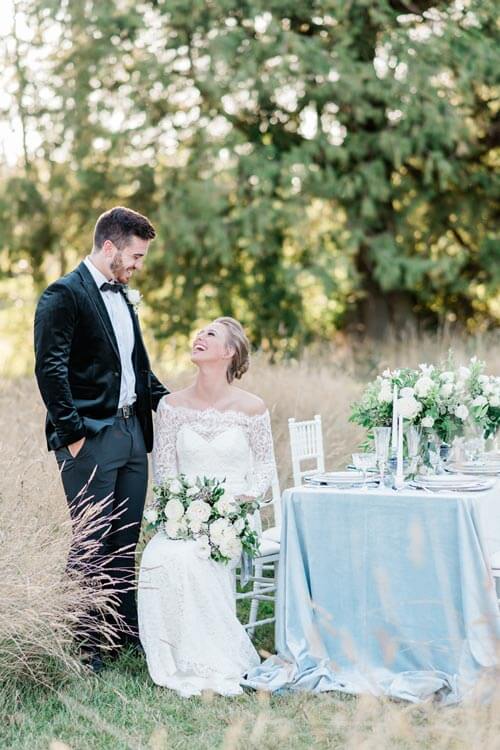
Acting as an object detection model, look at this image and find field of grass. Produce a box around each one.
[2,331,500,749]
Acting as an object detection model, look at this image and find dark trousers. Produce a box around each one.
[55,414,148,650]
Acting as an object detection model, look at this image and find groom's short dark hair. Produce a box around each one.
[93,206,156,250]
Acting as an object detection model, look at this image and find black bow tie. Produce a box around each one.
[100,282,125,293]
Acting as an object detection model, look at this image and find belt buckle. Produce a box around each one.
[122,404,132,419]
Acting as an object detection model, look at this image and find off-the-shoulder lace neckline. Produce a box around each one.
[160,399,269,421]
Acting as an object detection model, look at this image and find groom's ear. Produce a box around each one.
[102,239,117,257]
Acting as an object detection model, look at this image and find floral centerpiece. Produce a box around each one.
[350,357,496,446]
[144,475,260,565]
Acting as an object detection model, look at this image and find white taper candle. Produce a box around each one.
[391,384,398,452]
[395,413,404,489]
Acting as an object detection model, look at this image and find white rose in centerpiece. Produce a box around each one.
[421,416,435,428]
[169,479,183,494]
[458,366,471,380]
[471,395,488,408]
[164,498,185,520]
[143,507,158,524]
[194,536,211,560]
[164,519,181,538]
[440,383,454,399]
[455,404,469,421]
[186,499,211,523]
[440,371,454,383]
[186,485,199,497]
[378,379,393,403]
[400,387,415,398]
[397,396,422,420]
[414,376,433,398]
[419,363,434,376]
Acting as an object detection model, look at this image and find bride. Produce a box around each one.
[138,316,277,697]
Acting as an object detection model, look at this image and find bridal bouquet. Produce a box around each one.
[144,476,260,565]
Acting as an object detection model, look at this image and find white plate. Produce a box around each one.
[448,463,500,476]
[303,471,379,487]
[415,473,478,485]
[409,481,495,493]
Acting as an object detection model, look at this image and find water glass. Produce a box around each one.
[374,427,391,485]
[406,426,421,475]
[352,452,377,487]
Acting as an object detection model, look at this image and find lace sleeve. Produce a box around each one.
[152,399,179,485]
[246,410,278,500]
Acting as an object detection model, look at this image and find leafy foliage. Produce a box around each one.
[1,0,499,350]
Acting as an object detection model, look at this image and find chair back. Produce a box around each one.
[288,414,325,487]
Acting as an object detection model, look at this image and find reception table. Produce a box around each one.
[245,482,500,704]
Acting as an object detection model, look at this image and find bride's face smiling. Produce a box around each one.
[191,323,232,366]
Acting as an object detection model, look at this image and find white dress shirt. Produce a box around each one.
[84,256,136,407]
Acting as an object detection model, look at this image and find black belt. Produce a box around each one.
[116,403,136,418]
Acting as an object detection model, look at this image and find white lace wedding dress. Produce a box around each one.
[138,399,277,697]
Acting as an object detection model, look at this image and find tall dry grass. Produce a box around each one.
[0,381,125,687]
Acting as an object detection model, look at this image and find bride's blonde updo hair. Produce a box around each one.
[214,317,250,384]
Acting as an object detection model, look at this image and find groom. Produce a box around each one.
[34,206,168,671]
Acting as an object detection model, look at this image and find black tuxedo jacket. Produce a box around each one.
[34,261,168,452]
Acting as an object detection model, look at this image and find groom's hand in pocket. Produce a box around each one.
[68,437,86,458]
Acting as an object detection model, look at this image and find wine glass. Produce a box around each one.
[352,452,377,488]
[374,427,391,486]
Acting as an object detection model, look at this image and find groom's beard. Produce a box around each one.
[110,252,133,284]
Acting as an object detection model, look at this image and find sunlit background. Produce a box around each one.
[0,0,498,375]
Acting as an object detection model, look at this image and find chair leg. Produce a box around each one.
[247,560,263,637]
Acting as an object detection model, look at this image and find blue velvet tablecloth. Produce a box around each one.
[245,485,500,703]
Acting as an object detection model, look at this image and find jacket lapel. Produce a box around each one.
[121,292,150,370]
[76,262,121,364]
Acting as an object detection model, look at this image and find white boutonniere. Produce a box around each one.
[124,287,142,312]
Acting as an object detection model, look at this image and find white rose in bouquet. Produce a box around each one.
[215,495,238,516]
[400,387,415,398]
[164,498,185,520]
[210,518,231,546]
[455,404,469,421]
[440,383,454,398]
[489,394,500,407]
[164,519,181,538]
[414,376,433,398]
[421,416,434,428]
[219,535,242,560]
[233,518,245,533]
[169,478,183,494]
[440,371,454,383]
[194,535,211,560]
[143,507,158,524]
[186,499,211,523]
[188,518,206,535]
[186,485,199,497]
[397,396,422,420]
[458,366,471,380]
